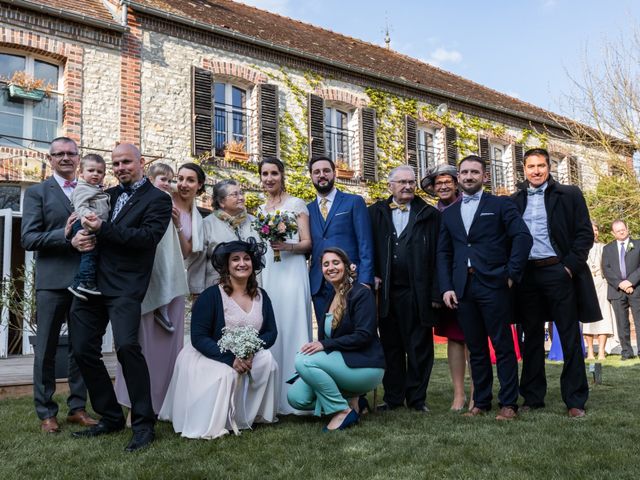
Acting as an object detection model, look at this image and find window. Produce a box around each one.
[417,127,436,178]
[490,144,508,192]
[324,107,353,166]
[0,52,61,149]
[214,82,248,157]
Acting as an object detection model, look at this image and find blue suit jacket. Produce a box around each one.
[437,193,532,298]
[308,190,374,295]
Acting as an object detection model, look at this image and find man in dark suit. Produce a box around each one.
[307,156,374,321]
[368,165,440,412]
[513,148,600,418]
[21,136,97,433]
[437,155,532,420]
[69,143,171,451]
[602,219,640,359]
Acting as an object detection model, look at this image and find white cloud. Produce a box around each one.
[234,0,291,15]
[426,48,463,67]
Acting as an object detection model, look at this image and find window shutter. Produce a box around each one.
[360,107,377,181]
[405,115,418,177]
[258,83,279,158]
[445,127,458,166]
[513,144,524,185]
[191,66,213,157]
[568,156,580,186]
[307,93,325,159]
[478,136,491,189]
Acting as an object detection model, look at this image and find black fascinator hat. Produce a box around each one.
[211,238,267,274]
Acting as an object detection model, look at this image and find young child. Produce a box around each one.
[67,154,110,300]
[147,162,177,332]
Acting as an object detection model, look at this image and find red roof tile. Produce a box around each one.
[11,0,120,27]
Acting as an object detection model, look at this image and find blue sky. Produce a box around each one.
[237,0,639,117]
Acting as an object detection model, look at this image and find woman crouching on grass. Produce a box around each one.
[287,247,385,431]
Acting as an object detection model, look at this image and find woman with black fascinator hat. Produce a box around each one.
[159,238,279,439]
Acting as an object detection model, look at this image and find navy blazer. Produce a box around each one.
[308,190,374,294]
[437,192,532,298]
[318,283,385,369]
[191,285,278,367]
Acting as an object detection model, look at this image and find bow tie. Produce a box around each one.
[462,193,481,204]
[119,184,133,195]
[528,187,544,196]
[389,201,408,212]
[63,180,77,188]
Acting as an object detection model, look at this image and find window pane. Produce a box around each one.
[324,107,331,126]
[336,110,347,130]
[33,119,57,148]
[493,146,503,161]
[1,91,25,115]
[34,60,59,89]
[214,106,227,155]
[33,96,59,121]
[232,111,245,142]
[231,86,245,109]
[214,83,225,105]
[0,112,24,146]
[0,54,25,80]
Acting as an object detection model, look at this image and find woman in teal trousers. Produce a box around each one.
[288,247,385,431]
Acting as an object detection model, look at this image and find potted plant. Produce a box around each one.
[335,160,355,179]
[3,71,53,102]
[224,140,250,164]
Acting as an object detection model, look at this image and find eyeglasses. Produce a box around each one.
[225,191,245,199]
[434,180,455,188]
[50,151,79,159]
[390,180,416,187]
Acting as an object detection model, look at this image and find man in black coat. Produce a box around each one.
[368,165,440,412]
[512,148,600,418]
[602,219,640,359]
[69,143,172,451]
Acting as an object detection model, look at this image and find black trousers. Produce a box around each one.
[379,286,434,409]
[33,290,87,420]
[610,293,640,357]
[70,295,155,432]
[457,275,519,410]
[517,262,589,409]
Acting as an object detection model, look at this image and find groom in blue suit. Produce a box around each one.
[437,155,532,420]
[307,156,374,321]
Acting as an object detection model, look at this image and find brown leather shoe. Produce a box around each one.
[463,407,487,417]
[568,407,586,418]
[495,406,517,421]
[67,410,98,427]
[41,417,60,433]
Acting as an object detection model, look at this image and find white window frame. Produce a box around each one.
[324,106,354,167]
[0,49,63,150]
[490,142,508,192]
[417,126,437,179]
[213,82,251,155]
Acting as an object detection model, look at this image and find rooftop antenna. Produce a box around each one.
[384,15,391,50]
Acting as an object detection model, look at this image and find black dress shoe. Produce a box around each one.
[125,429,155,452]
[72,421,124,438]
[413,405,430,413]
[376,403,399,412]
[621,355,636,361]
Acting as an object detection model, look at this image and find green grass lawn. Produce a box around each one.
[2,345,639,480]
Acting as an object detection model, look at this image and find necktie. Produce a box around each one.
[63,180,77,188]
[620,243,627,279]
[462,192,481,204]
[389,201,408,212]
[319,198,329,220]
[527,187,544,196]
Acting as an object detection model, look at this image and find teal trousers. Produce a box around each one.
[287,351,384,415]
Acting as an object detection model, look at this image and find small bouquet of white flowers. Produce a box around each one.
[218,326,265,380]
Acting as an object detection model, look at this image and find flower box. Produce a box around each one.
[224,150,250,163]
[336,167,355,179]
[8,84,46,102]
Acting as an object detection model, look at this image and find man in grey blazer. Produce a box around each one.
[602,219,640,360]
[21,137,97,433]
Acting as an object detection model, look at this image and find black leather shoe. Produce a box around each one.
[125,429,154,452]
[72,421,123,438]
[413,405,430,413]
[621,355,636,361]
[376,403,399,412]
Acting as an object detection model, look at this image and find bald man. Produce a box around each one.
[69,143,172,451]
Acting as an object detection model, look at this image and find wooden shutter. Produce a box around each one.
[445,127,458,166]
[513,144,524,185]
[258,83,279,158]
[191,66,213,156]
[405,115,418,177]
[568,156,580,186]
[478,136,491,189]
[360,107,377,181]
[307,93,325,159]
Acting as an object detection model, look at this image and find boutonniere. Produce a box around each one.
[627,242,634,253]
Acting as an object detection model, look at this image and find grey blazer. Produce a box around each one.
[21,176,80,290]
[602,238,640,300]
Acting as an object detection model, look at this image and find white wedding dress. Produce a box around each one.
[258,196,313,415]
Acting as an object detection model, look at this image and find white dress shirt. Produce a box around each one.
[53,172,76,199]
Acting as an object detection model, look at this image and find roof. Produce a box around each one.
[5,0,123,29]
[127,0,559,125]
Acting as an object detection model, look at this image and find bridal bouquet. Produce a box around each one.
[252,210,298,262]
[218,326,265,380]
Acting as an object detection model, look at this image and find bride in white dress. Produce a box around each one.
[258,158,313,415]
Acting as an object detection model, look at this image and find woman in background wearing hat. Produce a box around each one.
[421,165,473,412]
[159,239,278,439]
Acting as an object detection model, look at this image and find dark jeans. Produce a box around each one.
[71,220,97,287]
